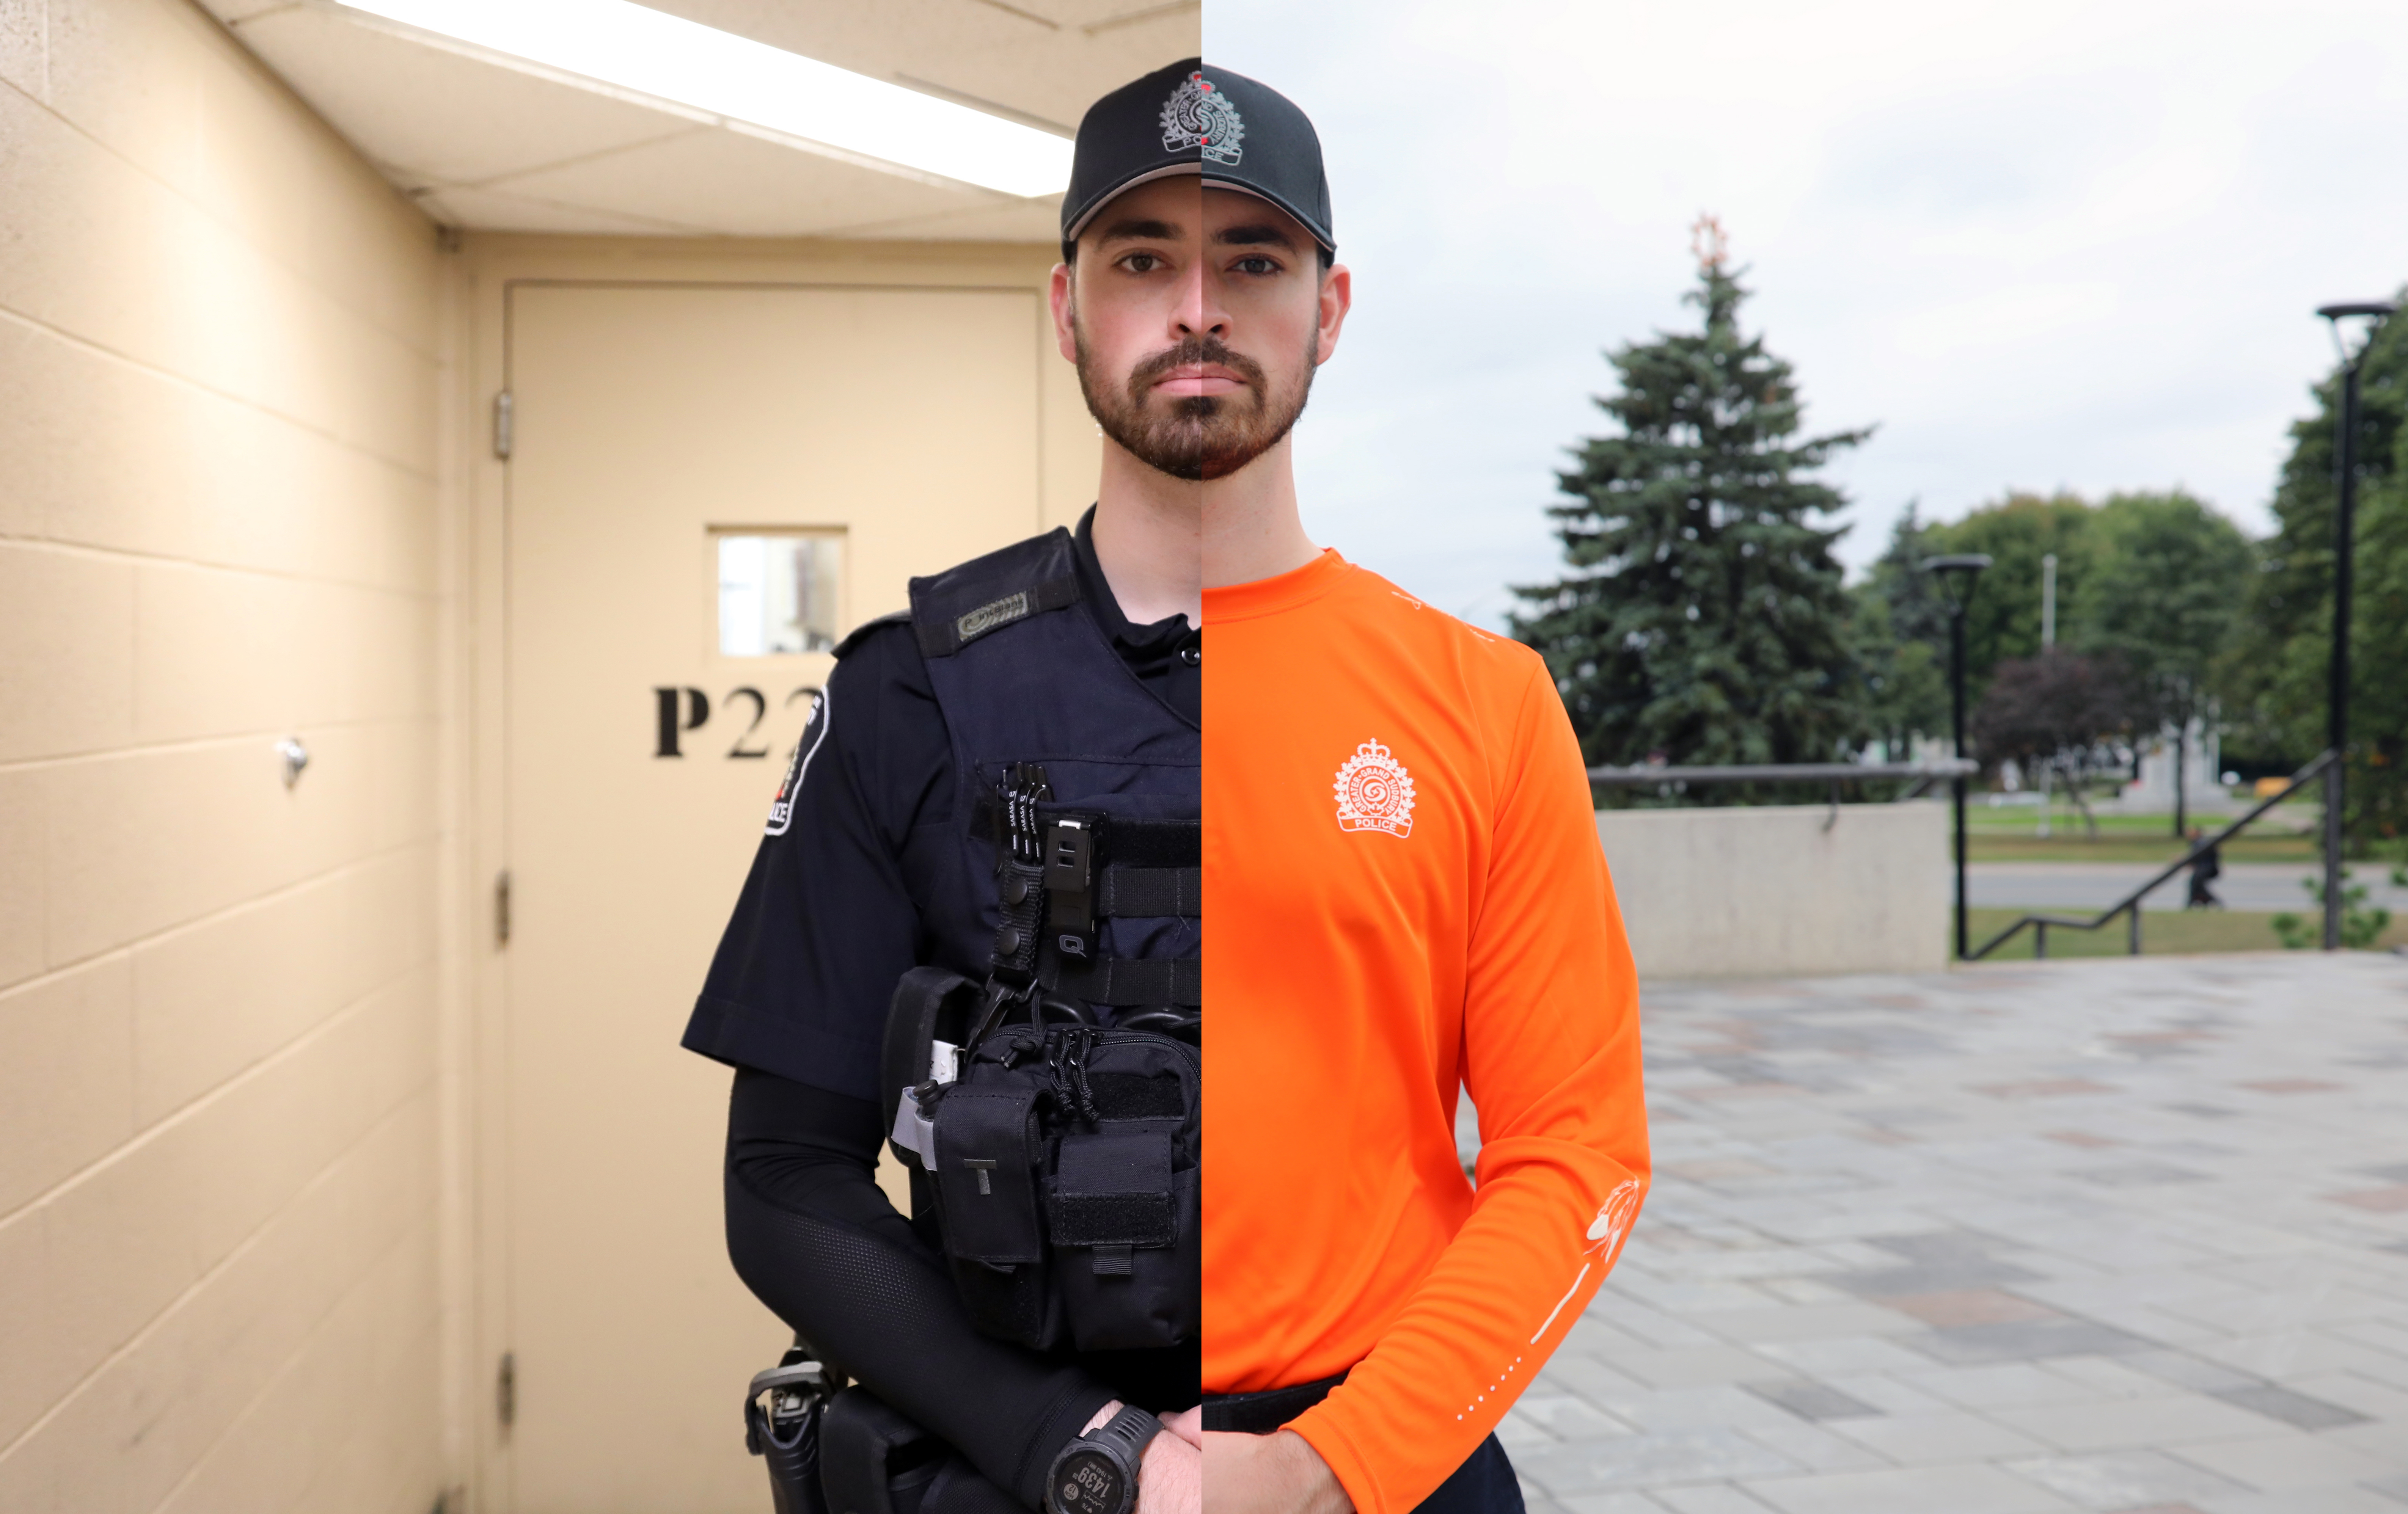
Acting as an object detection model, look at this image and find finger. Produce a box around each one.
[1163,1405,1205,1448]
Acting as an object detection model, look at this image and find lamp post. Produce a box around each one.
[2315,301,2394,951]
[1921,553,1993,959]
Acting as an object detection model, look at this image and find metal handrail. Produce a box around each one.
[1589,759,1977,798]
[1964,748,2338,962]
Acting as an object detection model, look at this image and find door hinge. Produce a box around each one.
[493,390,514,460]
[497,1351,516,1431]
[494,871,512,948]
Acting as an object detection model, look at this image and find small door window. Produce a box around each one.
[716,531,844,655]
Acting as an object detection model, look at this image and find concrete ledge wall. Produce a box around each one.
[1597,803,1949,979]
[0,2,446,1510]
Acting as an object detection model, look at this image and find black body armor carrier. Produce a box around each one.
[876,529,1200,1354]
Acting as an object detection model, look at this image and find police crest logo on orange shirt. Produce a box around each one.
[1334,739,1415,838]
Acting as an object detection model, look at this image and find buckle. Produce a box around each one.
[1045,819,1097,959]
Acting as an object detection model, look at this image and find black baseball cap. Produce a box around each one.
[1060,58,1335,260]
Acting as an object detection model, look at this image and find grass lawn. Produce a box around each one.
[1963,906,2408,961]
[1963,793,2327,864]
[1966,832,2323,864]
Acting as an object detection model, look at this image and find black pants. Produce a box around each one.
[1203,1377,1523,1514]
[1412,1436,1524,1514]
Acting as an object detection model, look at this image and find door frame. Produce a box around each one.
[445,235,1092,1512]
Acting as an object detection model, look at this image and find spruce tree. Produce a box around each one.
[1514,221,1870,773]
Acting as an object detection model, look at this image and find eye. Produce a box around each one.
[1119,252,1164,274]
[1234,256,1281,276]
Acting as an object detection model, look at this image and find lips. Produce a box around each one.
[1155,365,1249,398]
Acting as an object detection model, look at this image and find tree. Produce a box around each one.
[1515,220,1870,781]
[1970,651,2140,837]
[2224,295,2408,853]
[1850,502,1951,757]
[2077,491,2253,836]
[1920,493,2099,702]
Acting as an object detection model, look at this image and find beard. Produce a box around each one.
[1075,324,1318,482]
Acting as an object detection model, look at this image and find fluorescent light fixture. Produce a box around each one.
[332,0,1074,197]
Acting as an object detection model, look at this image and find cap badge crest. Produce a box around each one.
[1334,740,1415,838]
[1161,71,1243,166]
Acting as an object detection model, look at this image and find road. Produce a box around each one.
[1969,860,2408,914]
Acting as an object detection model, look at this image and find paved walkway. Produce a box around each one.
[1501,952,2408,1514]
[1970,862,2408,915]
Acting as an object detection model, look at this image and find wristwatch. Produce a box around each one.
[1046,1404,1161,1514]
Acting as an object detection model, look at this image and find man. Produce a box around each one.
[683,58,1251,1514]
[2185,825,2222,909]
[1189,75,1652,1514]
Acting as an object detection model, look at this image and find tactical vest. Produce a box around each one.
[874,528,1200,1354]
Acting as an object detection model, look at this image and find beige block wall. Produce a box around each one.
[1597,802,1952,979]
[0,2,450,1512]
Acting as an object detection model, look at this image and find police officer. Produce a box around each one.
[684,58,1333,1514]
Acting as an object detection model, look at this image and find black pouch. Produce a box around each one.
[930,1064,1059,1348]
[819,1388,944,1514]
[1047,1033,1200,1351]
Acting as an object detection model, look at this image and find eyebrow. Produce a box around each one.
[1095,217,1183,245]
[1213,222,1302,252]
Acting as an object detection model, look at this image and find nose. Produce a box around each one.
[1176,239,1228,344]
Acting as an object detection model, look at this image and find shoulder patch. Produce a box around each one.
[766,686,830,836]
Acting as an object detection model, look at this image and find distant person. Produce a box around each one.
[2185,825,2222,909]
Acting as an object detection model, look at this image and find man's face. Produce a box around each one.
[1050,176,1345,482]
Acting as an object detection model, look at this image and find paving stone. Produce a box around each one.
[1829,1410,2050,1464]
[2205,1383,2369,1430]
[1742,1462,2086,1514]
[1740,1381,1881,1423]
[2001,1449,2250,1509]
[1556,1495,1665,1514]
[2171,1431,2404,1490]
[1511,957,2408,1511]
[1514,1429,1798,1494]
[1649,1486,1782,1513]
[1988,1395,2298,1453]
[1904,1319,2155,1366]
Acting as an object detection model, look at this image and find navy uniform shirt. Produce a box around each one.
[682,508,1200,1101]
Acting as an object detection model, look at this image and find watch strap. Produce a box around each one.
[1092,1403,1162,1465]
[1047,1404,1161,1514]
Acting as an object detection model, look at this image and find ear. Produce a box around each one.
[1049,260,1079,365]
[1314,263,1353,367]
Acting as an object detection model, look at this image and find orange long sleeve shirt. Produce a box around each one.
[1203,551,1651,1514]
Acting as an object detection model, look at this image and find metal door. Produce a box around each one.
[501,282,1043,1510]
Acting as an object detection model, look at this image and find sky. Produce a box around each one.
[1206,0,2408,628]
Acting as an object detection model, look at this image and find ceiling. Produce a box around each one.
[199,0,1200,239]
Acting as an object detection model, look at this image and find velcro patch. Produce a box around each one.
[955,591,1031,645]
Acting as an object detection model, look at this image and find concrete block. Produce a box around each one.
[21,1095,434,1514]
[1597,804,1948,979]
[0,769,45,992]
[0,542,136,764]
[132,846,433,1123]
[19,970,432,1423]
[0,954,134,1215]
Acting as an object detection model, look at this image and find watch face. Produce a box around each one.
[1056,1448,1126,1514]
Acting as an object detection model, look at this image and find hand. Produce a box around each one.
[1080,1401,1201,1514]
[1200,1429,1351,1514]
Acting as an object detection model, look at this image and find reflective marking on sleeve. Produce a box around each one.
[1529,1261,1591,1345]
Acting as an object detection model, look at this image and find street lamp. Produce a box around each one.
[1921,553,1993,960]
[2315,300,2394,951]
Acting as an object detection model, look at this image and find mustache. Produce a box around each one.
[1126,336,1267,399]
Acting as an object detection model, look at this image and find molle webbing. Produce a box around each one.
[1038,955,1202,1008]
[1095,868,1199,921]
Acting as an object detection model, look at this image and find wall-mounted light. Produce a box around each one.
[328,0,1075,198]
